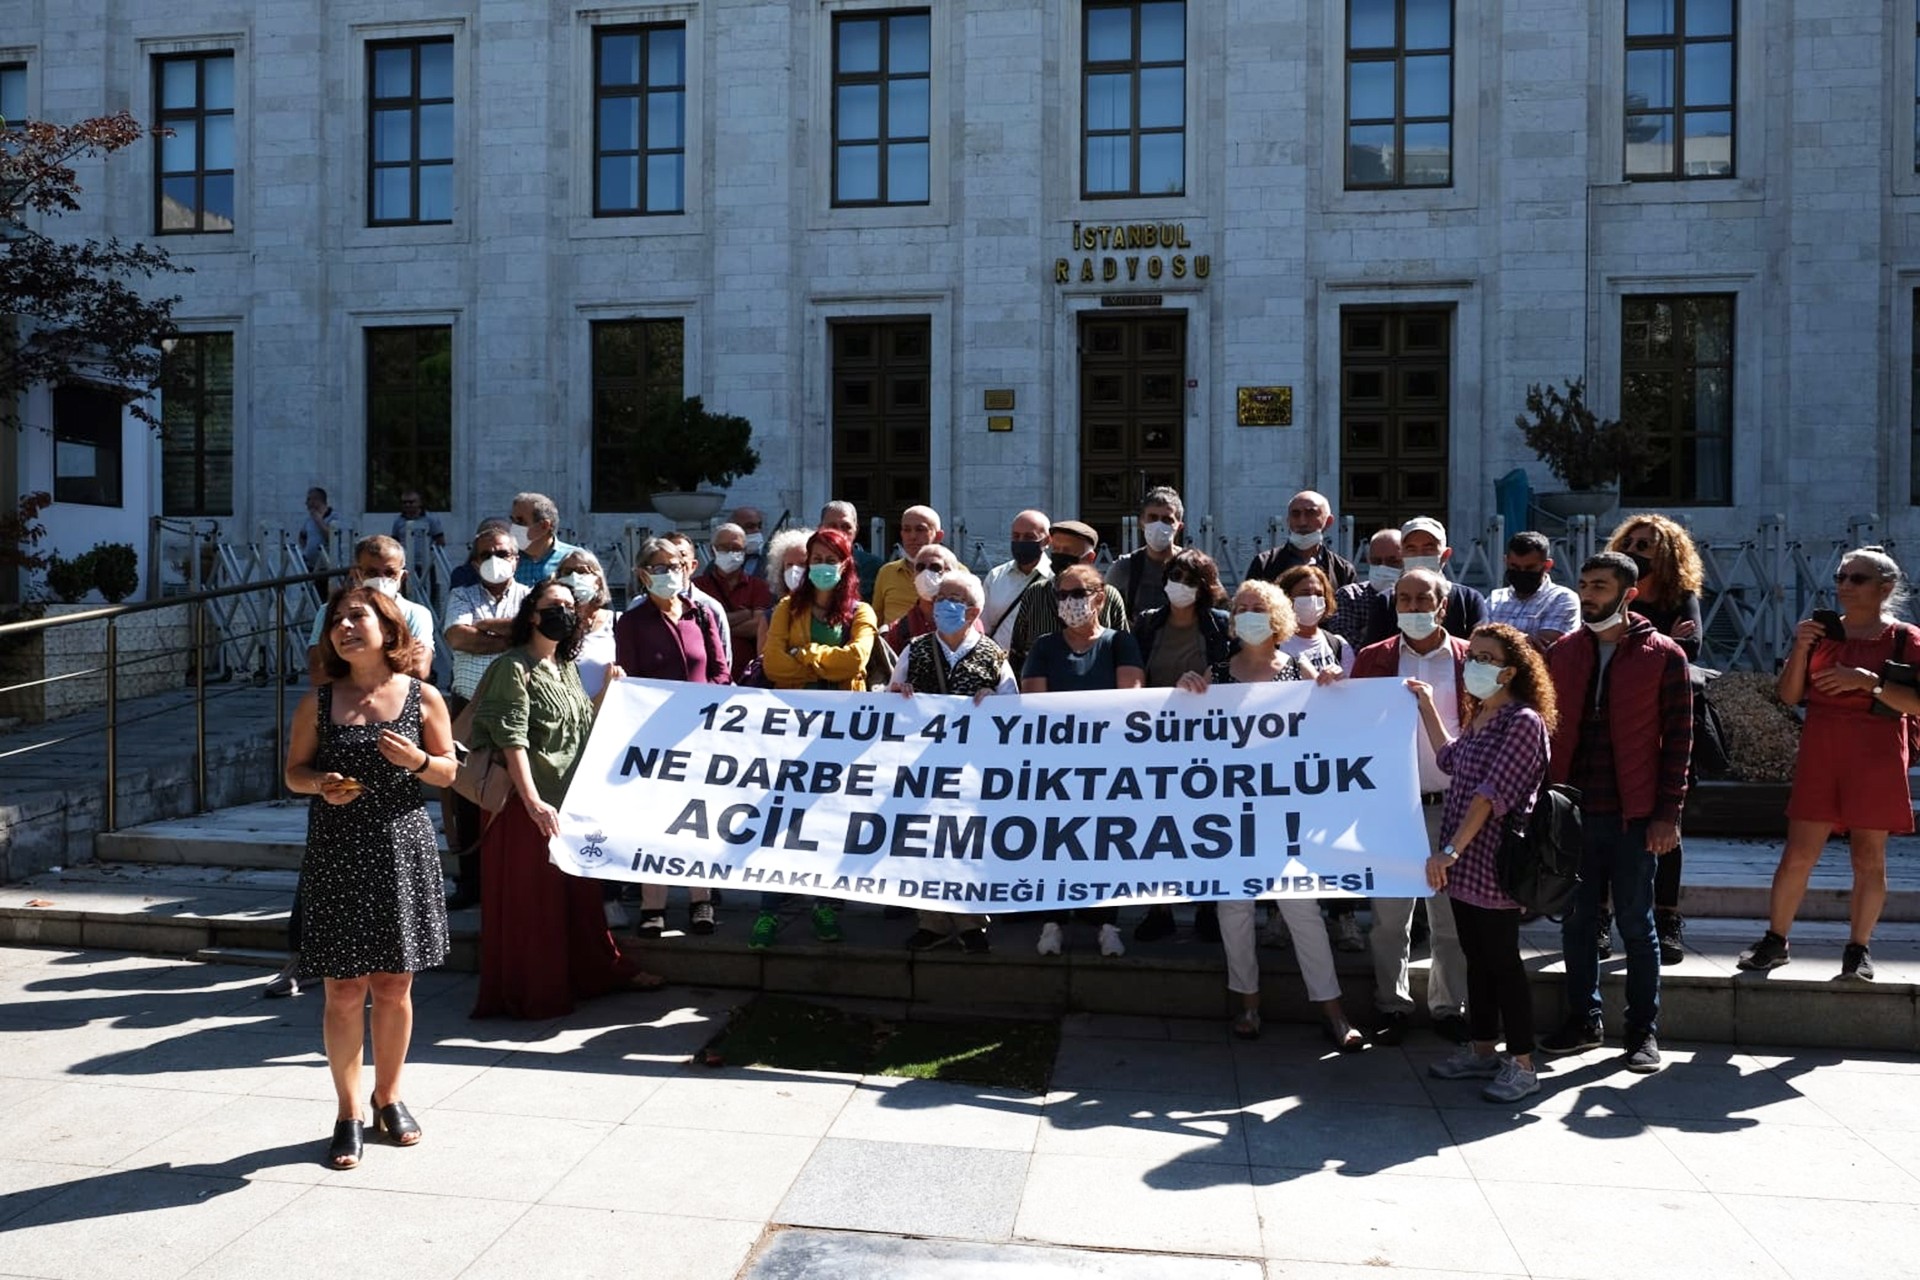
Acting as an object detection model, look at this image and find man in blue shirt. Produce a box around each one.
[511,492,577,586]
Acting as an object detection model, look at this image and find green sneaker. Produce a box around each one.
[811,904,842,942]
[748,912,777,951]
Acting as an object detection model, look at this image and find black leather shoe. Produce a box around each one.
[372,1099,422,1146]
[1366,1011,1409,1046]
[327,1119,364,1169]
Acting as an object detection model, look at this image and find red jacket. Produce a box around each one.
[1351,633,1472,725]
[1544,616,1692,823]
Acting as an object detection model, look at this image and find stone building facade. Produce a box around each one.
[1,0,1911,576]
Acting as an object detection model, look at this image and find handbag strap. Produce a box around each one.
[931,636,950,695]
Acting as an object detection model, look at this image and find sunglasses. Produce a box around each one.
[481,549,515,560]
[1056,588,1096,601]
[1835,571,1882,586]
[1623,536,1658,553]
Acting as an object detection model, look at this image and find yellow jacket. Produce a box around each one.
[762,597,878,690]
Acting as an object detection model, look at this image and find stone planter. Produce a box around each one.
[649,490,727,528]
[0,602,192,723]
[1535,488,1620,520]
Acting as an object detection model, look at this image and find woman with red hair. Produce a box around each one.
[752,528,878,948]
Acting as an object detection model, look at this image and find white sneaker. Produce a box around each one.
[1482,1058,1541,1104]
[603,901,631,930]
[1036,922,1064,956]
[1098,923,1126,957]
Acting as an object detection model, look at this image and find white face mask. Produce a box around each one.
[1163,581,1199,610]
[1369,564,1402,590]
[1233,610,1274,645]
[783,564,805,593]
[366,575,401,598]
[915,568,944,601]
[1584,593,1631,634]
[1142,521,1177,553]
[559,572,599,605]
[646,567,683,600]
[510,523,533,552]
[1463,662,1507,700]
[1403,555,1443,575]
[1292,595,1325,627]
[712,550,746,575]
[477,555,514,587]
[1057,594,1099,628]
[743,532,764,555]
[1397,609,1441,641]
[1287,528,1324,551]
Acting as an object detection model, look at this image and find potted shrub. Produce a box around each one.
[90,542,139,603]
[639,395,760,525]
[44,551,95,604]
[1515,378,1653,518]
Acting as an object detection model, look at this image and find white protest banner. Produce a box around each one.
[552,677,1429,912]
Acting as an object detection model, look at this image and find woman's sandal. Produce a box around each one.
[1232,1010,1262,1041]
[327,1118,364,1169]
[1323,1020,1365,1054]
[372,1098,422,1147]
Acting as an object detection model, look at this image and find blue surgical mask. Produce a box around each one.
[808,563,843,591]
[933,599,971,635]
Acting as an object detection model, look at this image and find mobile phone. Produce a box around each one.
[1812,609,1847,642]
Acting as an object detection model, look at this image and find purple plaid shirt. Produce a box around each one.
[1435,702,1550,910]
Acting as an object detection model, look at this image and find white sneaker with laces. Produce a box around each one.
[1036,922,1064,956]
[1098,923,1126,957]
[1482,1058,1541,1103]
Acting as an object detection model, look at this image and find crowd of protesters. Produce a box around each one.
[278,483,1918,1163]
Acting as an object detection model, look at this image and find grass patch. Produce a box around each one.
[706,996,1058,1093]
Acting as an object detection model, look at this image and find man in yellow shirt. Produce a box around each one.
[870,504,944,624]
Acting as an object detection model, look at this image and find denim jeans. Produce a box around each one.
[1561,813,1660,1035]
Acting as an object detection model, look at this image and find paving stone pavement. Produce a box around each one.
[1,944,1916,1280]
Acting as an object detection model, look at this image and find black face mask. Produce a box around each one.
[1011,539,1044,570]
[535,605,579,642]
[1628,553,1654,580]
[1505,568,1545,596]
[1048,551,1083,577]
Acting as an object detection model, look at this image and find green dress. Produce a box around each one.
[467,649,594,806]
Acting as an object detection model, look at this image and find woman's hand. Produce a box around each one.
[1425,853,1451,892]
[1672,619,1699,641]
[1794,618,1826,653]
[1175,671,1210,694]
[1404,678,1434,705]
[1811,664,1879,696]
[605,664,627,684]
[889,683,915,698]
[317,773,361,805]
[972,688,996,706]
[376,728,424,772]
[522,791,561,838]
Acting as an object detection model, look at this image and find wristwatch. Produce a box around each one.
[1439,843,1458,861]
[1872,683,1886,702]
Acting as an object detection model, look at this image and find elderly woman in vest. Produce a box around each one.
[886,568,1017,954]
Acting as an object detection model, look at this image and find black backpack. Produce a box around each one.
[1498,783,1583,919]
[1688,664,1731,782]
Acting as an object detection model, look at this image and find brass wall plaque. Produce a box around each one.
[987,415,1014,432]
[983,389,1015,410]
[1237,386,1293,427]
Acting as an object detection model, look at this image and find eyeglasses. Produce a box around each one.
[1055,588,1096,601]
[481,549,515,560]
[644,563,679,573]
[1835,571,1882,586]
[1466,653,1508,667]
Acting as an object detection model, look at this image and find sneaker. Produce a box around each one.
[604,901,631,930]
[1842,942,1875,981]
[1431,1013,1471,1046]
[810,904,842,943]
[688,901,715,935]
[1194,903,1222,943]
[1331,912,1365,953]
[1132,906,1176,942]
[958,928,991,955]
[1656,909,1684,966]
[1624,1030,1662,1073]
[905,928,952,951]
[635,914,666,938]
[1036,922,1064,956]
[1429,1048,1504,1080]
[748,911,777,951]
[1482,1058,1542,1103]
[1595,907,1613,960]
[1538,1016,1604,1056]
[1366,1010,1409,1046]
[1098,923,1126,957]
[1736,930,1791,971]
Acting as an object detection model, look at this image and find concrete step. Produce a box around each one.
[92,798,455,874]
[3,861,1918,1051]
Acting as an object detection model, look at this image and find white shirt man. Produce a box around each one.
[980,509,1052,649]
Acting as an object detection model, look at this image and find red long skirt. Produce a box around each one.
[471,801,641,1019]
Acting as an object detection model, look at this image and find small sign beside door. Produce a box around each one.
[1237,385,1293,427]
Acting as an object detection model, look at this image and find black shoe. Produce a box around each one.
[1366,1011,1409,1046]
[1133,906,1176,943]
[905,928,953,951]
[635,914,666,938]
[264,954,306,999]
[1595,908,1613,960]
[1431,1013,1471,1045]
[688,901,716,935]
[1539,1016,1604,1056]
[958,928,991,955]
[1655,909,1684,966]
[1193,902,1222,943]
[1736,930,1791,971]
[1624,1030,1662,1074]
[1841,943,1875,981]
[327,1118,365,1170]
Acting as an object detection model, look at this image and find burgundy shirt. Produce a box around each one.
[693,568,773,678]
[613,597,730,684]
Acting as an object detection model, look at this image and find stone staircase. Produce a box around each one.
[5,798,1920,1052]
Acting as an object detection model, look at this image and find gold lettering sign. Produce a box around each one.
[987,415,1014,432]
[1053,223,1214,287]
[983,389,1015,410]
[1237,386,1293,427]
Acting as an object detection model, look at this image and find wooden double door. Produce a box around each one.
[1078,313,1185,547]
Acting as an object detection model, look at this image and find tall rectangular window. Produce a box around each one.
[590,319,685,511]
[1082,1,1186,199]
[1625,0,1734,179]
[0,63,27,129]
[831,11,930,207]
[368,38,453,225]
[365,326,451,511]
[1345,0,1452,188]
[1621,294,1734,504]
[161,333,235,516]
[53,385,125,507]
[594,25,686,216]
[154,53,235,233]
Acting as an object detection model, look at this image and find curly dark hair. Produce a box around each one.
[1468,622,1558,734]
[1166,548,1227,607]
[317,587,415,679]
[509,576,587,662]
